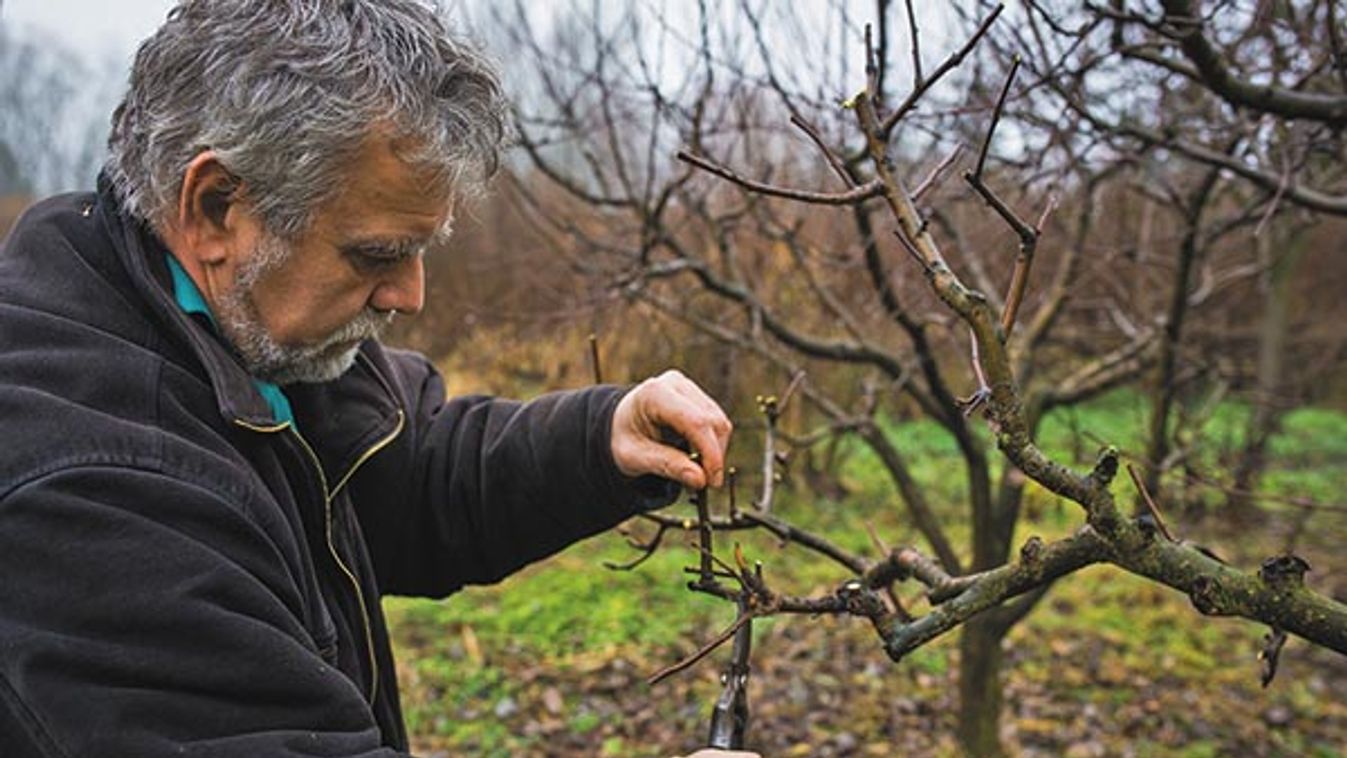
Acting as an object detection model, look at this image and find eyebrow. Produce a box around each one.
[341,218,456,258]
[341,237,425,258]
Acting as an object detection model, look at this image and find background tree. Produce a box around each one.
[993,0,1347,519]
[488,2,1347,756]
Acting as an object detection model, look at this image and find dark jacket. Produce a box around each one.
[0,181,670,757]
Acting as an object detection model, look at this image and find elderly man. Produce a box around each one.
[0,2,753,756]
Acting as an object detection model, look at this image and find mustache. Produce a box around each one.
[308,307,396,353]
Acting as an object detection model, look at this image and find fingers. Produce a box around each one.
[627,436,707,490]
[665,379,731,487]
[611,370,733,489]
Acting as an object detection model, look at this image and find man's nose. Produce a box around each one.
[369,255,425,315]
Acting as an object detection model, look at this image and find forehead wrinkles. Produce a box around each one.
[317,132,455,231]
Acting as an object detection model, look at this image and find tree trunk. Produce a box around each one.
[1142,175,1217,502]
[1228,232,1301,521]
[957,613,1011,758]
[955,396,1049,758]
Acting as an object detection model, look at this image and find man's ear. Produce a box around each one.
[175,151,245,266]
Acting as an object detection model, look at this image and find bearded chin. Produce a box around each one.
[215,236,394,386]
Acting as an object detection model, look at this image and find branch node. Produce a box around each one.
[836,580,887,617]
[1133,512,1161,543]
[958,386,992,418]
[1089,446,1120,487]
[1020,535,1045,564]
[1189,575,1222,616]
[1259,554,1312,589]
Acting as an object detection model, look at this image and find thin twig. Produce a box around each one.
[912,144,965,202]
[604,522,670,571]
[972,55,1020,179]
[778,369,807,414]
[904,0,924,87]
[726,467,739,519]
[1253,161,1291,238]
[960,328,991,417]
[648,610,753,686]
[790,114,855,189]
[689,543,745,584]
[1035,192,1061,233]
[881,4,1005,134]
[677,150,884,205]
[961,56,1048,340]
[588,333,603,384]
[865,521,890,555]
[1126,463,1177,542]
[864,23,880,101]
[755,396,780,514]
[892,229,931,272]
[693,484,716,582]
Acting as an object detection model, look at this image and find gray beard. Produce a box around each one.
[215,235,395,385]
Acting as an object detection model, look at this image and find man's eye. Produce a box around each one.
[347,246,407,271]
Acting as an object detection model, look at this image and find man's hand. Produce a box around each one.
[611,370,732,490]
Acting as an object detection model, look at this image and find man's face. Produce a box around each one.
[212,137,452,384]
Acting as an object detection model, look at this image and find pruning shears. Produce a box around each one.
[707,594,752,749]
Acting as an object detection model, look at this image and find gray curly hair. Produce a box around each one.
[106,0,509,237]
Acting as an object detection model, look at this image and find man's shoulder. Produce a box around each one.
[0,319,255,511]
[0,189,224,478]
[0,364,260,508]
[1,187,160,339]
[5,191,97,225]
[1,191,100,257]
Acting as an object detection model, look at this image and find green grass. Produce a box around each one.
[387,529,748,658]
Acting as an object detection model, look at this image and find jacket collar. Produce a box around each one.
[162,252,296,426]
[95,174,286,428]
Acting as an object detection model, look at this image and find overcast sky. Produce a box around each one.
[0,1,954,194]
[1,0,174,63]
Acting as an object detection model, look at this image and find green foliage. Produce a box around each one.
[1262,406,1347,505]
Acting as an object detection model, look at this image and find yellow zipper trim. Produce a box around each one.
[234,419,290,434]
[330,409,405,501]
[233,411,406,705]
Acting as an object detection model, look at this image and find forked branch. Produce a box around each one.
[668,13,1347,677]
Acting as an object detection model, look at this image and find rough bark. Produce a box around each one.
[957,614,1011,758]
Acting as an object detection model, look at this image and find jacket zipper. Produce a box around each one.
[235,411,406,705]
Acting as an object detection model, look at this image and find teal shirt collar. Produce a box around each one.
[164,254,296,426]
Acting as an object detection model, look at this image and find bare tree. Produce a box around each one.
[487,2,1346,755]
[989,1,1347,517]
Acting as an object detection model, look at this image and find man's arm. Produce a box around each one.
[349,352,731,598]
[0,465,406,758]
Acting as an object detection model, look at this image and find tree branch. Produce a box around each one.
[1158,0,1347,126]
[677,150,885,206]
